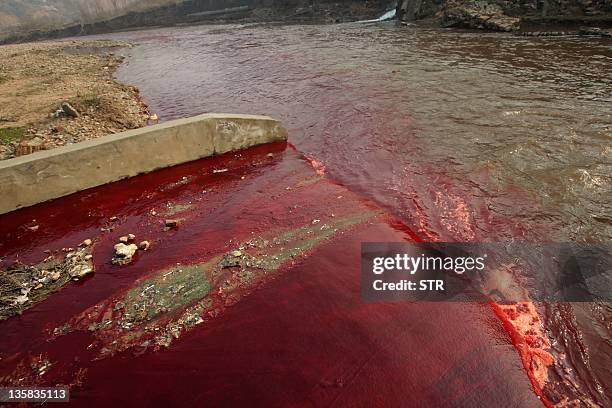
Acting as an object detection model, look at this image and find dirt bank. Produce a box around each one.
[0,40,151,160]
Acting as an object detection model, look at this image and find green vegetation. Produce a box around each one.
[76,90,103,109]
[0,127,25,145]
[122,262,213,324]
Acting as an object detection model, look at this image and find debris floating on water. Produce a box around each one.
[32,358,53,376]
[164,219,179,228]
[0,244,95,319]
[220,249,244,268]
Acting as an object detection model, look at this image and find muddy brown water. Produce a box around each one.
[4,21,610,405]
[107,23,612,244]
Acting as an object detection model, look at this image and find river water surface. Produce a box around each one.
[98,22,612,404]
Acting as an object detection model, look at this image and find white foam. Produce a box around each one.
[358,8,396,23]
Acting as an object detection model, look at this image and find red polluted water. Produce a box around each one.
[2,21,609,407]
[0,145,543,406]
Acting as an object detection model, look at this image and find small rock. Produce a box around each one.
[128,233,136,241]
[49,109,64,119]
[81,239,92,247]
[50,271,61,281]
[114,243,137,257]
[0,145,10,159]
[27,225,39,231]
[139,240,151,251]
[267,153,274,158]
[112,243,138,265]
[15,138,45,156]
[13,294,29,306]
[69,263,93,280]
[61,102,80,118]
[119,236,129,243]
[38,275,51,284]
[149,113,159,121]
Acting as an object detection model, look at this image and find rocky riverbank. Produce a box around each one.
[398,0,612,31]
[0,40,151,160]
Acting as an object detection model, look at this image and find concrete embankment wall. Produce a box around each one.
[0,113,288,215]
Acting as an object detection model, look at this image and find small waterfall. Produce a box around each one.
[357,8,397,23]
[375,9,397,21]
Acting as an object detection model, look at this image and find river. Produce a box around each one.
[99,21,612,405]
[0,21,607,406]
[108,22,611,244]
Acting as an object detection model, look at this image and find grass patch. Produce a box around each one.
[76,91,103,109]
[0,127,25,145]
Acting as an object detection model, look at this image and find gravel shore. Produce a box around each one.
[0,40,152,160]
